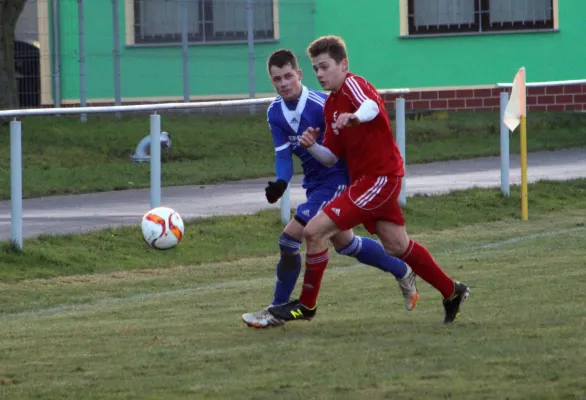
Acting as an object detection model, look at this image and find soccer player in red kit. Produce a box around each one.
[268,35,470,324]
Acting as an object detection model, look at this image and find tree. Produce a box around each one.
[0,0,27,120]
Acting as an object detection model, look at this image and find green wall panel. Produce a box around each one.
[56,0,316,100]
[314,0,585,89]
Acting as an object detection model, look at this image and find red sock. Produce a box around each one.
[299,249,329,309]
[400,240,454,298]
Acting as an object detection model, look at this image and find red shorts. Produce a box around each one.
[323,175,405,234]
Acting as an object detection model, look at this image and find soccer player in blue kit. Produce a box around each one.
[241,50,419,328]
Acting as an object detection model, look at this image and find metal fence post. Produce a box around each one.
[180,0,190,104]
[112,0,121,118]
[500,91,510,197]
[396,97,407,207]
[10,120,23,251]
[246,0,256,114]
[51,0,61,108]
[78,0,87,122]
[150,113,162,208]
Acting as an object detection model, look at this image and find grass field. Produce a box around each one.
[1,212,585,399]
[0,110,584,199]
[1,179,585,284]
[1,181,586,399]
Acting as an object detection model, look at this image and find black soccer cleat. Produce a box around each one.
[268,299,317,322]
[443,282,470,324]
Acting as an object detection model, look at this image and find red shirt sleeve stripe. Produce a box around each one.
[346,76,370,104]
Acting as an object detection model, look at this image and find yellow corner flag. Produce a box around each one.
[504,67,528,221]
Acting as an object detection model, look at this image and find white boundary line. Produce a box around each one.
[451,227,586,253]
[1,227,585,321]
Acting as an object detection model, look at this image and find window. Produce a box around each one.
[133,0,275,44]
[407,0,555,35]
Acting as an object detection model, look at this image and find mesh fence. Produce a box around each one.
[13,0,316,111]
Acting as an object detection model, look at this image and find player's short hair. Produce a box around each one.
[306,35,348,64]
[267,49,299,72]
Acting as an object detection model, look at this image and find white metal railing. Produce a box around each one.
[494,78,586,198]
[495,78,586,88]
[4,75,584,250]
[1,89,410,250]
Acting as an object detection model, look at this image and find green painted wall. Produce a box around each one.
[54,0,316,101]
[53,0,584,100]
[314,0,586,89]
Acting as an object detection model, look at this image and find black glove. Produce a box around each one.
[265,179,288,204]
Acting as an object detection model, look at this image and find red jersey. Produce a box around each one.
[322,73,404,182]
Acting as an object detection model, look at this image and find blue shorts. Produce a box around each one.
[295,183,347,225]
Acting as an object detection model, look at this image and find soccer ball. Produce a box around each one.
[141,206,184,249]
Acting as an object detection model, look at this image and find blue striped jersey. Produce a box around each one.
[267,86,349,190]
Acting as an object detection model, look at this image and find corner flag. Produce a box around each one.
[504,67,528,221]
[504,68,526,132]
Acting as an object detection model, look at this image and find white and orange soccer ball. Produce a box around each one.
[141,206,184,249]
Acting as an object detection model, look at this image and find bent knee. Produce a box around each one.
[303,226,321,243]
[304,212,339,245]
[382,237,410,257]
[303,220,331,244]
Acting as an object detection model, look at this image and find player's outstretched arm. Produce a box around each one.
[299,127,339,167]
[266,113,294,204]
[335,112,360,129]
[335,100,379,129]
[353,99,379,123]
[265,149,292,204]
[337,75,381,129]
[299,127,319,148]
[265,138,294,204]
[265,179,288,204]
